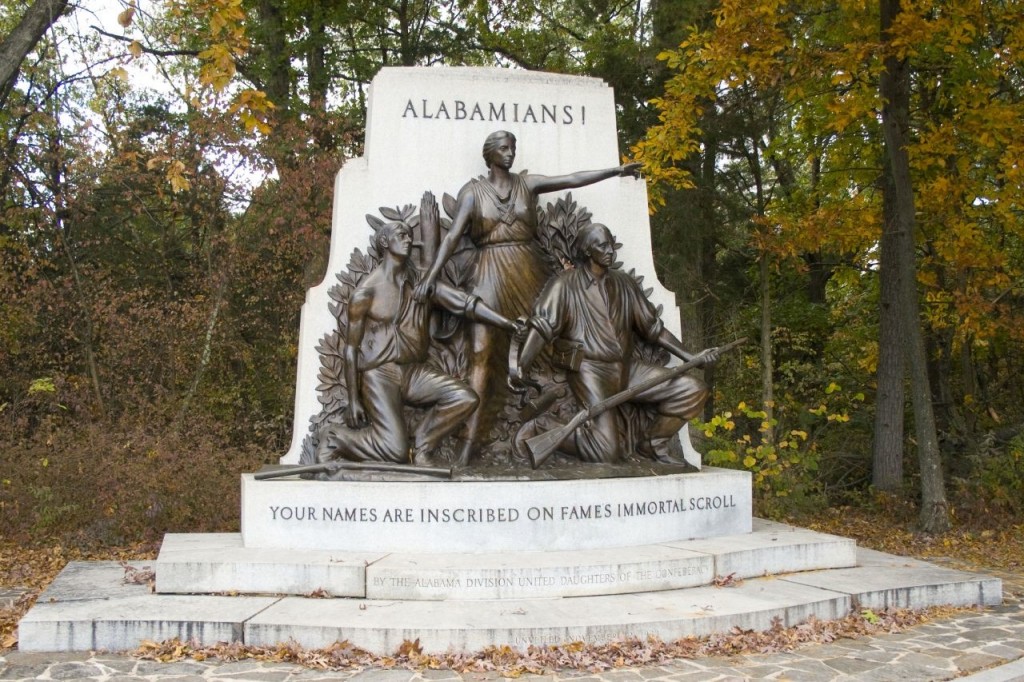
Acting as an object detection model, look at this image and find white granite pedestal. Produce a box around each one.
[17,519,1003,654]
[241,468,752,553]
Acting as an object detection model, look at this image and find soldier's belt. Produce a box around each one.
[551,338,584,372]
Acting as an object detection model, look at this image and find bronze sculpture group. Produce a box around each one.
[302,131,720,475]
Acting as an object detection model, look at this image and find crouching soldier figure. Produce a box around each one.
[316,193,521,471]
[511,223,716,464]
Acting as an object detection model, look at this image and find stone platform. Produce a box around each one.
[17,520,1002,654]
[156,519,854,599]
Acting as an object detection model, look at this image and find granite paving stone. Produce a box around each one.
[917,644,973,658]
[205,668,290,681]
[593,671,646,681]
[870,663,965,682]
[418,670,467,680]
[657,661,710,675]
[918,633,967,646]
[828,648,896,664]
[0,665,48,680]
[799,645,858,661]
[635,667,676,679]
[47,661,107,679]
[132,660,211,676]
[980,643,1024,658]
[952,652,1011,671]
[760,668,834,681]
[947,638,994,652]
[818,656,885,675]
[94,659,141,674]
[990,604,1024,615]
[769,658,844,675]
[285,671,361,681]
[728,665,784,678]
[199,660,270,674]
[907,622,966,634]
[352,670,421,682]
[732,652,802,666]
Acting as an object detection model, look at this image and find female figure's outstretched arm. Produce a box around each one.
[526,162,641,195]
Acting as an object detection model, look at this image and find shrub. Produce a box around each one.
[1,380,270,546]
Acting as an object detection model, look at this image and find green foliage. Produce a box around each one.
[28,485,80,534]
[27,378,57,396]
[635,0,1024,525]
[697,392,843,517]
[953,434,1024,522]
[696,314,872,517]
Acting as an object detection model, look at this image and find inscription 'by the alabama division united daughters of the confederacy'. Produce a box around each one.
[402,99,586,125]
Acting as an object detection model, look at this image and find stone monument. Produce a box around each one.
[16,67,1001,655]
[242,65,754,553]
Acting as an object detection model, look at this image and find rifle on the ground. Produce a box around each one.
[254,460,453,480]
[525,337,748,468]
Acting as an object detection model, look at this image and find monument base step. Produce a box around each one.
[155,519,857,599]
[17,522,1002,654]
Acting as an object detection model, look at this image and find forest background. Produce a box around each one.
[2,0,1023,550]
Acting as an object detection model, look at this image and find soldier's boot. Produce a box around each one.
[410,444,437,467]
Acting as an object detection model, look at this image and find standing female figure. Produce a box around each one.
[414,130,639,466]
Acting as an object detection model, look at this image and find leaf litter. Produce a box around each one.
[126,609,945,675]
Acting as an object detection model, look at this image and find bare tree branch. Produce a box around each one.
[89,25,201,58]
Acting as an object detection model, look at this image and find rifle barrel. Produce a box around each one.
[255,461,452,480]
[254,463,332,480]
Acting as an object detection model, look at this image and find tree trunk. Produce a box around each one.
[699,126,718,419]
[880,0,949,533]
[257,0,291,109]
[177,277,228,423]
[0,0,69,106]
[960,339,978,433]
[872,158,905,491]
[760,252,774,444]
[749,143,774,444]
[49,133,104,415]
[306,3,328,115]
[930,328,969,442]
[804,155,832,307]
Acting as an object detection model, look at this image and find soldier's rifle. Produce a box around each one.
[525,337,748,468]
[254,460,452,480]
